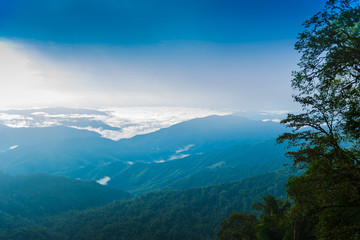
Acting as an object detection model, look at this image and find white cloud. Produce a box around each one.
[0,107,231,140]
[0,112,61,128]
[260,110,289,115]
[175,144,195,154]
[0,113,33,121]
[95,107,231,140]
[0,39,300,110]
[5,121,31,128]
[68,107,231,140]
[69,126,120,139]
[31,112,47,115]
[271,119,281,123]
[154,160,165,163]
[168,154,190,161]
[262,119,281,123]
[8,145,19,150]
[96,176,111,185]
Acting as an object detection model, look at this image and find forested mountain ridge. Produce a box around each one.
[0,172,131,217]
[0,113,291,240]
[0,170,290,240]
[0,115,287,195]
[0,115,286,173]
[100,140,288,194]
[48,170,291,240]
[0,172,131,239]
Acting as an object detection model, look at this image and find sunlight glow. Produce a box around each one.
[0,40,79,108]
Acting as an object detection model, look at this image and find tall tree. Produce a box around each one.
[217,195,291,240]
[277,0,360,239]
[252,195,291,240]
[217,212,258,240]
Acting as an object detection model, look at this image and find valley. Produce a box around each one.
[0,109,291,239]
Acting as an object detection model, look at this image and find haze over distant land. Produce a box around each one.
[0,0,327,111]
[0,107,234,140]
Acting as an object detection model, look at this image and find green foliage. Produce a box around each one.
[0,209,64,240]
[0,172,130,239]
[252,194,290,217]
[105,140,287,195]
[0,170,289,240]
[277,0,360,239]
[0,172,130,218]
[255,216,291,240]
[164,140,287,192]
[217,195,292,240]
[49,171,289,240]
[253,195,291,240]
[217,212,258,240]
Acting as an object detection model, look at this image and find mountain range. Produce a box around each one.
[0,113,288,194]
[0,169,291,240]
[0,108,294,239]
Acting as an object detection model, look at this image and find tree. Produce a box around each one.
[252,194,290,217]
[277,0,360,239]
[217,195,291,240]
[217,212,258,240]
[252,195,291,240]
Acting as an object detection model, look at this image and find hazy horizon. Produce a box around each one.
[0,0,327,111]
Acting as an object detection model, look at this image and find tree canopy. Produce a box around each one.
[217,194,291,240]
[277,0,360,239]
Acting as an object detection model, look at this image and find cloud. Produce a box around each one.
[0,113,33,121]
[262,119,282,123]
[0,39,302,111]
[0,107,231,140]
[175,144,195,154]
[91,107,231,140]
[154,160,165,163]
[168,154,190,161]
[8,145,19,150]
[167,144,195,161]
[96,176,111,185]
[260,110,290,115]
[0,0,326,112]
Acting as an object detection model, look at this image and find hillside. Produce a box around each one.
[0,172,131,239]
[0,170,290,240]
[0,115,287,194]
[48,170,291,240]
[0,172,131,218]
[94,140,288,194]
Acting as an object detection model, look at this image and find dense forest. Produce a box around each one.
[0,170,290,240]
[0,172,130,239]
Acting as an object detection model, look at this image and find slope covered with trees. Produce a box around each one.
[218,195,292,240]
[0,172,131,239]
[99,140,288,194]
[0,115,285,178]
[0,172,131,218]
[47,170,290,240]
[0,170,290,240]
[223,0,360,239]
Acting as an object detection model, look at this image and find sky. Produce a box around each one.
[0,0,327,111]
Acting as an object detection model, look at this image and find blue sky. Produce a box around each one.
[0,0,327,110]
